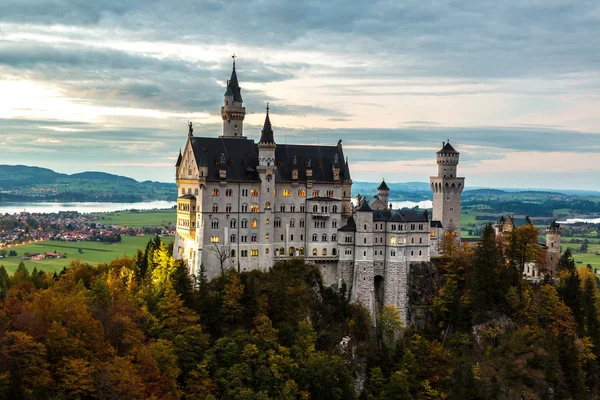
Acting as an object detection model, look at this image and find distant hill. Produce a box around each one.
[0,165,177,203]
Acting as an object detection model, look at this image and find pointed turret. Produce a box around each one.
[377,179,390,209]
[225,59,243,102]
[221,56,246,138]
[259,104,274,144]
[175,149,182,167]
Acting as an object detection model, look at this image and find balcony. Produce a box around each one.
[311,212,330,219]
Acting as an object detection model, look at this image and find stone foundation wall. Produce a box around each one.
[353,261,374,315]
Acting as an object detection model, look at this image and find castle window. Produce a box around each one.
[251,249,258,257]
[332,205,338,213]
[300,234,304,240]
[212,188,219,196]
[312,248,317,256]
[230,234,236,243]
[312,190,320,197]
[327,190,334,197]
[281,205,286,212]
[290,219,295,227]
[265,202,271,209]
[313,205,318,212]
[210,236,219,243]
[430,231,435,237]
[211,220,219,229]
[265,218,269,225]
[399,225,403,231]
[345,249,352,255]
[391,251,396,256]
[231,249,235,257]
[300,205,305,212]
[419,237,423,244]
[266,233,269,239]
[181,188,185,195]
[283,189,291,197]
[312,234,318,241]
[226,204,232,213]
[194,189,199,196]
[212,204,219,212]
[251,235,257,242]
[419,224,424,230]
[242,189,249,196]
[364,238,367,244]
[322,234,327,242]
[390,237,397,245]
[290,234,294,240]
[332,220,337,228]
[290,205,296,212]
[265,248,269,254]
[226,189,233,196]
[241,236,247,242]
[299,247,304,255]
[345,235,352,243]
[332,234,337,242]
[251,219,257,228]
[230,219,237,228]
[251,189,259,197]
[332,248,337,256]
[300,219,305,227]
[274,218,281,227]
[298,190,306,197]
[241,250,248,257]
[242,204,248,212]
[364,224,367,230]
[322,248,327,256]
[411,238,414,244]
[419,250,422,256]
[364,251,367,256]
[250,205,259,213]
[241,219,248,228]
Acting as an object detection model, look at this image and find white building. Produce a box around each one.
[174,60,465,322]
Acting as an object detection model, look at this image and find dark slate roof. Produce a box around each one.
[274,144,350,183]
[378,180,389,190]
[437,141,458,154]
[225,66,243,102]
[308,196,341,202]
[187,137,350,183]
[373,208,428,222]
[179,194,196,200]
[175,150,182,167]
[259,111,274,144]
[431,220,443,228]
[356,199,373,212]
[550,221,560,229]
[339,216,356,232]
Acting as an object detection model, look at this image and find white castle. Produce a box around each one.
[173,60,464,321]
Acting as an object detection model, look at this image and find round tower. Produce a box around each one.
[220,56,246,138]
[430,141,465,235]
[377,180,390,209]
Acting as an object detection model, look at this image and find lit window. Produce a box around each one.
[212,188,219,196]
[251,249,259,257]
[212,204,219,212]
[283,189,291,197]
[265,248,269,254]
[210,236,219,243]
[266,233,269,239]
[312,190,320,197]
[290,219,295,227]
[250,205,259,213]
[251,189,259,197]
[298,190,306,197]
[265,202,271,209]
[390,237,397,245]
[252,219,257,228]
[312,248,317,256]
[266,218,269,225]
[322,248,327,256]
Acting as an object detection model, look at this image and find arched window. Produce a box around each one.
[290,219,295,227]
[230,234,236,242]
[280,204,286,212]
[290,205,296,212]
[280,247,285,255]
[230,219,237,228]
[251,189,259,197]
[300,205,305,212]
[251,219,258,228]
[312,234,318,241]
[274,218,281,227]
[265,202,271,209]
[241,219,248,228]
[411,238,414,244]
[289,247,295,256]
[241,203,248,212]
[332,248,337,256]
[332,220,337,228]
[250,204,259,213]
[299,219,305,227]
[211,219,219,229]
[210,236,219,243]
[283,189,291,197]
[212,188,219,196]
[313,204,318,212]
[322,234,327,242]
[390,237,397,245]
[231,249,235,257]
[332,234,337,242]
[322,248,327,256]
[312,248,317,256]
[299,247,305,255]
[194,188,199,196]
[332,205,338,213]
[298,189,306,197]
[226,188,233,196]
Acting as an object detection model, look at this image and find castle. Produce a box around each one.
[173,60,466,321]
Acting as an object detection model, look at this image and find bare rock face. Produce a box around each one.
[471,314,515,346]
[408,261,440,329]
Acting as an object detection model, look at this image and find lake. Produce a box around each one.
[0,201,176,214]
[557,218,600,224]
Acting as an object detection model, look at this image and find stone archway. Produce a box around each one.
[374,275,385,310]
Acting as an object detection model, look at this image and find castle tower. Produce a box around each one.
[220,57,246,138]
[352,199,375,317]
[257,105,276,267]
[430,141,465,236]
[546,221,561,277]
[377,180,390,209]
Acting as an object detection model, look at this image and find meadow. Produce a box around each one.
[0,235,173,274]
[91,209,176,227]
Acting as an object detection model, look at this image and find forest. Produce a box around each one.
[0,226,600,399]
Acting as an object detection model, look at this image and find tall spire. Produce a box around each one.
[259,104,274,144]
[225,55,242,102]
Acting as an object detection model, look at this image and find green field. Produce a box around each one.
[91,209,176,227]
[0,235,173,274]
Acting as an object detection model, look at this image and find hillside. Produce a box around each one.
[0,165,177,203]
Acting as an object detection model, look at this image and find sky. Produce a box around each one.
[1,0,600,189]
